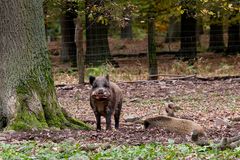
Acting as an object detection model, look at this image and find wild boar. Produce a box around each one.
[89,75,123,130]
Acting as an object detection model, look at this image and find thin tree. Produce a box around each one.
[75,16,85,84]
[148,17,158,80]
[0,0,90,130]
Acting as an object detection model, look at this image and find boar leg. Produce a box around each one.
[114,102,122,129]
[95,112,101,130]
[106,108,112,130]
[114,113,120,129]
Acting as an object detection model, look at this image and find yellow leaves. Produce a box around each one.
[87,4,109,25]
[228,3,233,9]
[88,13,94,21]
[201,9,208,15]
[155,22,168,32]
[97,15,109,25]
[201,9,214,16]
[98,15,103,23]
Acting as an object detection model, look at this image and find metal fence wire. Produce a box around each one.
[46,14,240,81]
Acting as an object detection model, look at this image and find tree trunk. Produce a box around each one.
[121,7,133,39]
[208,17,225,53]
[178,11,197,60]
[0,0,90,131]
[226,22,240,54]
[75,16,85,84]
[85,0,118,67]
[60,1,77,66]
[148,18,158,80]
[165,17,180,43]
[196,18,204,44]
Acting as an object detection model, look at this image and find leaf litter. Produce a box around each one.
[0,78,239,146]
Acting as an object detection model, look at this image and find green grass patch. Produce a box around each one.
[0,141,239,160]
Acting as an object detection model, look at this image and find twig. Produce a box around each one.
[149,74,195,77]
[229,139,240,149]
[228,117,240,122]
[166,75,196,80]
[195,75,240,81]
[120,75,240,84]
[227,134,240,144]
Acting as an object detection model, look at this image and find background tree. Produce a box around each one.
[208,16,225,53]
[200,0,240,54]
[165,17,180,43]
[147,17,158,80]
[121,4,133,39]
[60,0,78,66]
[226,0,240,54]
[0,0,89,130]
[85,0,118,67]
[178,0,197,60]
[226,21,240,54]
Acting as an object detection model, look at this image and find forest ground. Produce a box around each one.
[1,53,240,146]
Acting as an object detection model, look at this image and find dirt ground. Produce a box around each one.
[1,77,240,146]
[1,41,240,145]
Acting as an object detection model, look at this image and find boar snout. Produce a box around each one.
[91,88,111,100]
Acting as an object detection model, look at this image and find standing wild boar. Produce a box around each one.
[89,75,123,130]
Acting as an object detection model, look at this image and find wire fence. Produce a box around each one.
[46,17,240,82]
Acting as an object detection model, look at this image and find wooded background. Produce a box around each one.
[45,0,240,82]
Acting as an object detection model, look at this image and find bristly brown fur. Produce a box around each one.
[144,115,205,136]
[165,103,181,117]
[145,116,173,122]
[89,75,123,130]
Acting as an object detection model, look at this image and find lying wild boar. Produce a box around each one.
[89,75,123,130]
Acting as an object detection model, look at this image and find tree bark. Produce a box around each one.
[0,0,90,131]
[85,0,118,67]
[178,10,197,60]
[226,22,240,54]
[75,16,85,84]
[208,17,225,53]
[60,1,78,66]
[148,18,158,80]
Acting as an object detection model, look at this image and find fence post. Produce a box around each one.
[148,17,158,80]
[75,16,85,84]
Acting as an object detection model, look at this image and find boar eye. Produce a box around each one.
[104,83,109,88]
[93,83,98,88]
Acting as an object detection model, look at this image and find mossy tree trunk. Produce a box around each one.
[0,0,90,131]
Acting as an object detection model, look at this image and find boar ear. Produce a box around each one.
[105,74,109,81]
[89,76,96,85]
